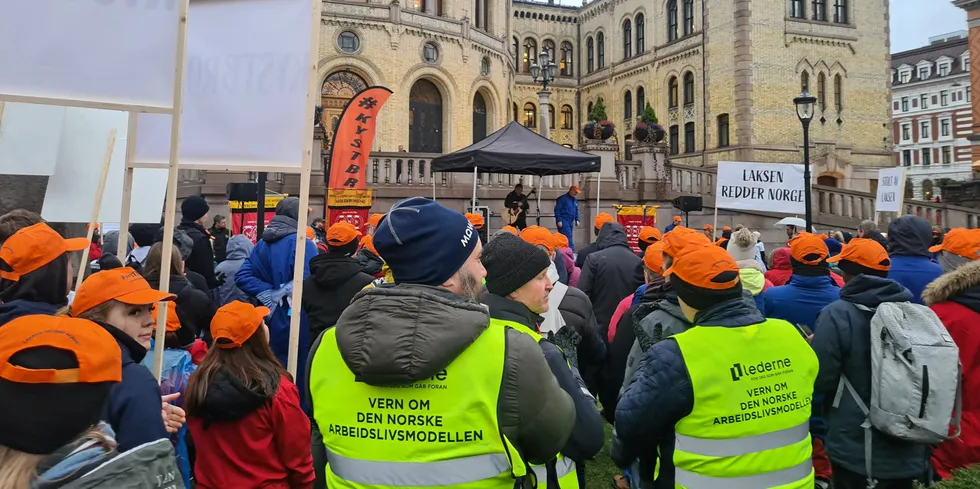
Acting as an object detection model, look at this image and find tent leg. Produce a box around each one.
[596,176,601,218]
[536,175,542,226]
[432,174,436,201]
[471,167,477,211]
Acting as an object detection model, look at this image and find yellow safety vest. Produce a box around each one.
[671,318,818,489]
[310,325,528,489]
[490,317,580,489]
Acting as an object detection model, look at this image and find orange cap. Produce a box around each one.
[643,242,666,275]
[70,267,175,318]
[0,223,89,282]
[501,225,519,236]
[306,226,315,240]
[152,303,181,333]
[569,185,580,193]
[367,213,384,228]
[673,216,682,223]
[520,226,555,254]
[359,234,378,254]
[638,226,661,244]
[211,301,270,349]
[827,238,891,271]
[702,224,714,231]
[789,232,829,266]
[661,227,712,258]
[0,316,121,384]
[594,212,614,229]
[928,228,980,260]
[663,243,741,290]
[465,213,485,230]
[552,232,570,249]
[722,226,732,231]
[327,221,362,246]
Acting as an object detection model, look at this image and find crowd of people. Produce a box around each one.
[1,186,979,489]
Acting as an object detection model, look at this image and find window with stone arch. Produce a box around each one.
[597,32,605,69]
[513,37,519,69]
[683,71,694,105]
[523,102,537,128]
[668,76,679,108]
[522,38,537,73]
[542,39,556,65]
[321,70,368,139]
[834,74,843,112]
[586,37,595,73]
[636,86,645,115]
[624,90,633,120]
[623,19,632,59]
[801,71,810,93]
[817,72,826,112]
[667,0,678,42]
[561,105,574,129]
[683,0,694,35]
[560,42,574,76]
[635,14,645,54]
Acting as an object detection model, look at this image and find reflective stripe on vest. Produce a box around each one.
[672,318,819,489]
[327,449,512,486]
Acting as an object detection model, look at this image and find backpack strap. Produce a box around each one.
[952,363,963,439]
[833,375,877,489]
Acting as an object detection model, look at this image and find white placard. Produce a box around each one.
[0,0,180,110]
[875,167,906,214]
[41,108,167,223]
[0,103,66,175]
[135,0,312,168]
[716,161,806,214]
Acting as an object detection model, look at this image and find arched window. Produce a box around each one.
[817,72,826,112]
[523,102,537,128]
[683,0,694,35]
[667,0,678,42]
[717,114,730,147]
[522,38,537,73]
[923,179,934,200]
[623,19,632,59]
[597,32,605,69]
[635,14,645,54]
[801,71,810,93]
[683,72,695,105]
[548,103,556,129]
[834,74,843,112]
[624,90,633,120]
[561,105,574,129]
[587,101,594,116]
[636,86,645,115]
[513,102,518,122]
[586,37,594,73]
[473,92,487,144]
[543,39,556,64]
[408,79,443,153]
[668,76,679,108]
[321,70,368,141]
[560,42,574,76]
[513,37,519,69]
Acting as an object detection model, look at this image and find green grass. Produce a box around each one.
[916,465,980,488]
[585,423,621,489]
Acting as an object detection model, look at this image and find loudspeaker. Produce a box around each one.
[672,196,703,213]
[227,182,258,201]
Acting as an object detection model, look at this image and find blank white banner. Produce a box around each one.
[135,0,312,168]
[0,103,66,176]
[0,0,180,109]
[715,161,806,214]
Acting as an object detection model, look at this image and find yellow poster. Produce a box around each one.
[328,188,373,208]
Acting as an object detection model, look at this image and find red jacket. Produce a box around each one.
[924,261,980,479]
[188,374,314,489]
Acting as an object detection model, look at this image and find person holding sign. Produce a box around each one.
[613,243,818,489]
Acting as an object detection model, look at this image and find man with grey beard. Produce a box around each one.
[306,197,574,489]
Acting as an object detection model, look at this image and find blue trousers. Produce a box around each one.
[558,219,575,250]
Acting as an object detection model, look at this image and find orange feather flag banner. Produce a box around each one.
[326,86,393,190]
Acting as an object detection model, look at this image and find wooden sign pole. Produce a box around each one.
[75,129,118,287]
[0,101,5,130]
[117,113,139,258]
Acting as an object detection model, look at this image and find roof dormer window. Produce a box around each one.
[898,69,911,84]
[962,53,971,71]
[936,56,953,77]
[918,66,929,79]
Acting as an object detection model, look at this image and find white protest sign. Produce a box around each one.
[0,0,180,110]
[134,0,312,168]
[41,108,167,223]
[716,161,806,214]
[875,167,906,214]
[0,103,65,175]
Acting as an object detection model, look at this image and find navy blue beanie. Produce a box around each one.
[373,197,478,285]
[823,237,842,257]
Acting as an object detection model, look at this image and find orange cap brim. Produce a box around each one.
[115,289,176,306]
[928,243,943,253]
[826,254,843,263]
[64,237,91,252]
[255,306,271,317]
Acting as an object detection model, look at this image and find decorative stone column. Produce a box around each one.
[631,141,671,202]
[538,90,551,140]
[579,141,619,245]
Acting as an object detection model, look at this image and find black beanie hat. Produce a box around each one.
[180,195,210,222]
[483,234,552,297]
[328,240,359,257]
[837,259,889,278]
[671,273,744,311]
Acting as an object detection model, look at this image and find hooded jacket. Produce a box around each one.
[734,259,772,311]
[354,247,384,277]
[177,220,218,289]
[214,235,254,306]
[308,284,576,466]
[887,216,944,304]
[210,225,232,263]
[187,371,314,489]
[0,254,70,326]
[579,223,643,333]
[761,274,840,332]
[765,247,793,286]
[303,252,375,339]
[923,260,980,479]
[556,286,607,393]
[620,282,691,399]
[811,274,927,478]
[143,271,216,341]
[558,248,581,287]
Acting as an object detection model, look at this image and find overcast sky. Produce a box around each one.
[890,0,966,53]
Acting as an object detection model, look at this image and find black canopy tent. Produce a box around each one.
[430,121,601,219]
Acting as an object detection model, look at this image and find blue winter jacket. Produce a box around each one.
[611,296,766,487]
[555,193,579,224]
[140,346,196,488]
[235,215,317,408]
[886,216,943,304]
[0,300,59,326]
[101,324,169,453]
[761,274,840,332]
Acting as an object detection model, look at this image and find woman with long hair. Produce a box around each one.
[186,301,314,489]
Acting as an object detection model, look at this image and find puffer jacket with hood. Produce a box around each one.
[558,247,581,287]
[302,252,375,340]
[307,284,576,467]
[924,260,980,479]
[887,215,944,304]
[811,274,926,478]
[765,247,793,286]
[213,235,254,306]
[354,247,384,277]
[620,281,691,398]
[187,371,314,489]
[556,286,607,391]
[579,223,643,333]
[0,254,70,326]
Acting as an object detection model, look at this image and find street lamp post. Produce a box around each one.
[794,90,817,233]
[530,49,558,139]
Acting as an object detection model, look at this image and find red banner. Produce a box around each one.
[327,86,393,190]
[328,208,370,233]
[618,213,656,254]
[231,211,275,244]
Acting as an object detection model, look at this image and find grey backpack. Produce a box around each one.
[833,301,961,488]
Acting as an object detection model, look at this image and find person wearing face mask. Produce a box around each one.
[0,223,88,326]
[65,267,186,453]
[483,233,604,489]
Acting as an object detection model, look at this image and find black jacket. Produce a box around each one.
[556,287,607,394]
[578,223,643,333]
[354,248,384,277]
[178,221,218,289]
[504,190,530,213]
[302,253,375,339]
[210,226,232,264]
[143,271,217,342]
